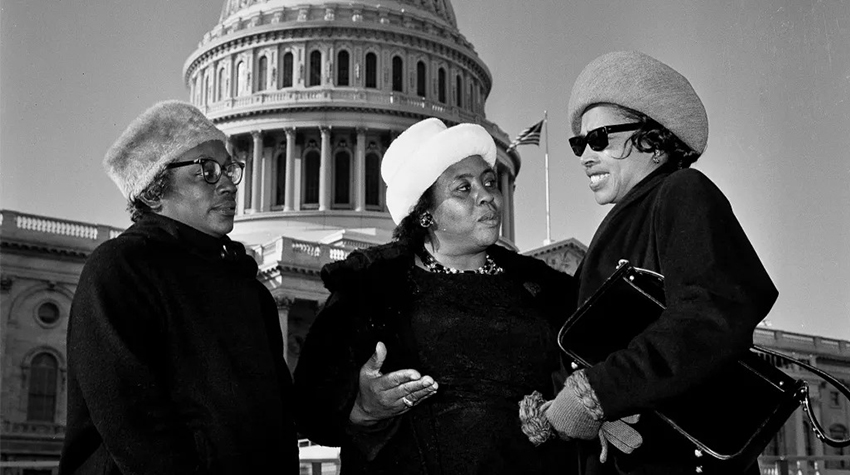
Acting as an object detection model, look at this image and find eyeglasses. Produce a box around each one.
[569,123,642,157]
[166,157,245,185]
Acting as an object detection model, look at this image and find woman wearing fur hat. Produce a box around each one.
[60,101,299,474]
[536,51,777,475]
[294,118,581,474]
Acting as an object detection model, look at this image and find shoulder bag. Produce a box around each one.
[558,260,850,472]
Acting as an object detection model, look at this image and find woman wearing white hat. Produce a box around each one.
[294,118,580,474]
[536,51,777,475]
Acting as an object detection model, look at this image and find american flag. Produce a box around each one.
[506,119,544,152]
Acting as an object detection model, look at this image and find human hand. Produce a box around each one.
[544,382,601,440]
[349,341,438,426]
[597,416,642,463]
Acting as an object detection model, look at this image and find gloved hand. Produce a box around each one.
[598,416,642,462]
[544,381,601,440]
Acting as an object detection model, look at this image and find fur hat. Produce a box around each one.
[382,118,497,224]
[567,51,708,155]
[104,100,227,200]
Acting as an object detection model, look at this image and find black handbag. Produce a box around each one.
[558,260,850,472]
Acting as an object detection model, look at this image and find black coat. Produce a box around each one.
[293,241,579,474]
[576,166,777,475]
[59,214,299,475]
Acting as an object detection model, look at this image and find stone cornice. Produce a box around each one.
[0,240,90,260]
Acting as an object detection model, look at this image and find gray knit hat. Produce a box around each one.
[104,100,227,200]
[567,51,708,155]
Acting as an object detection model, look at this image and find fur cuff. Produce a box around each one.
[519,391,555,446]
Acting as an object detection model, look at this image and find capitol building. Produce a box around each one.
[0,0,847,473]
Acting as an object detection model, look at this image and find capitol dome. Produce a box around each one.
[183,0,519,249]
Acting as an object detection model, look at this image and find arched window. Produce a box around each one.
[392,56,403,92]
[365,152,381,208]
[36,302,60,326]
[282,52,294,88]
[302,150,320,207]
[337,50,350,86]
[365,52,377,89]
[27,353,58,422]
[309,50,322,87]
[203,74,210,105]
[416,61,427,97]
[236,61,246,95]
[437,67,446,103]
[333,150,351,207]
[455,75,463,107]
[257,56,268,92]
[217,68,226,101]
[275,152,286,206]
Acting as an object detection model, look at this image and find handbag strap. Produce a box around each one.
[753,345,850,448]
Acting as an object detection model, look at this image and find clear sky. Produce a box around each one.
[1,1,848,340]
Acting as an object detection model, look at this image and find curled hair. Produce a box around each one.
[126,168,173,222]
[613,105,701,169]
[391,184,436,249]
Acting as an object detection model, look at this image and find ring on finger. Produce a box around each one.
[402,396,414,408]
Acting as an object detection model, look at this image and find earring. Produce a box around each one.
[419,212,434,228]
[651,152,661,164]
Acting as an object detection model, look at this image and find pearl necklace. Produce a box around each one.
[418,248,504,275]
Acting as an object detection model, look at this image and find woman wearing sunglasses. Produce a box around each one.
[293,118,581,474]
[535,51,778,475]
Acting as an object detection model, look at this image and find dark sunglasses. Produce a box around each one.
[167,157,245,185]
[569,123,642,157]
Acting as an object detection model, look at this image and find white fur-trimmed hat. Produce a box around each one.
[382,118,497,224]
[104,100,227,200]
[568,51,708,155]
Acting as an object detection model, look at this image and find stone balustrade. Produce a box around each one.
[200,88,509,144]
[253,236,352,272]
[0,210,125,253]
[754,327,850,356]
[1,419,65,436]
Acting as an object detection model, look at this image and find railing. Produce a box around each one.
[200,88,509,144]
[253,236,352,272]
[760,456,850,475]
[1,420,65,436]
[0,209,124,250]
[754,328,850,356]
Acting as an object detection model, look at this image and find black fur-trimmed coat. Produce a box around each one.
[293,240,578,474]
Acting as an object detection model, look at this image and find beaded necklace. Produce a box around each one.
[418,248,504,275]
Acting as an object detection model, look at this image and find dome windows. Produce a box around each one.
[391,56,404,92]
[365,52,378,89]
[308,50,322,87]
[416,61,427,97]
[257,56,268,92]
[337,50,350,86]
[282,52,294,88]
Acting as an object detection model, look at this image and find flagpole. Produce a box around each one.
[543,110,551,245]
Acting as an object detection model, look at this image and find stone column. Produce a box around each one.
[284,128,296,211]
[261,137,273,212]
[228,138,246,215]
[355,127,366,212]
[275,296,294,365]
[500,168,512,240]
[319,126,331,211]
[250,131,263,213]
